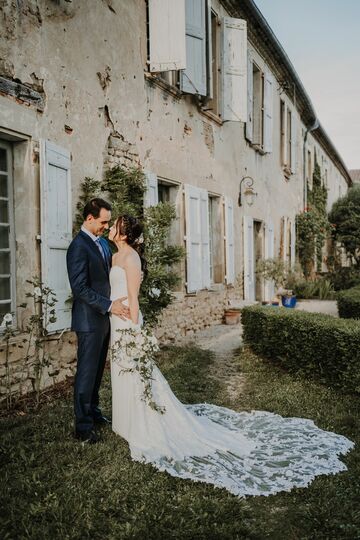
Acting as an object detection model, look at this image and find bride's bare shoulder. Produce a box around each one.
[124,248,141,269]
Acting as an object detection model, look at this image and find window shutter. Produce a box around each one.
[290,220,296,268]
[281,216,287,263]
[224,197,235,285]
[148,0,186,72]
[263,70,273,153]
[222,17,247,122]
[200,189,211,288]
[243,215,254,300]
[245,51,253,141]
[40,140,72,332]
[291,112,297,173]
[264,221,275,301]
[144,171,158,207]
[181,0,207,96]
[184,184,202,292]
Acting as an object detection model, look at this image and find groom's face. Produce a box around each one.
[86,208,111,236]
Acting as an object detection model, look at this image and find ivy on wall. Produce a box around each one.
[75,166,184,327]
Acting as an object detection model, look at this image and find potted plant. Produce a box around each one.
[256,258,297,307]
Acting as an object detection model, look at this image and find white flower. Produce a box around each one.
[150,288,161,298]
[1,313,13,327]
[33,287,42,298]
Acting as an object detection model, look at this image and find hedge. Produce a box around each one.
[241,305,360,394]
[337,286,360,319]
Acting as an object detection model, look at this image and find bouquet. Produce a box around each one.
[110,325,166,414]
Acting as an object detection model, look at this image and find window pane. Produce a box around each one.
[0,226,9,249]
[0,302,12,319]
[0,277,10,300]
[0,252,10,274]
[0,174,8,197]
[0,200,9,223]
[0,149,7,172]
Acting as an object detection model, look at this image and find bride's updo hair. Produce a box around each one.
[115,215,147,275]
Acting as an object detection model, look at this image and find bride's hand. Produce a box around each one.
[111,297,131,320]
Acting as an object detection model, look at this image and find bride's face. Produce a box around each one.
[108,220,117,242]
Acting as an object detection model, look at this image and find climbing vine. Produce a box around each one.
[296,160,330,278]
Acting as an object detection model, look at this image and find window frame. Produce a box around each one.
[0,140,16,329]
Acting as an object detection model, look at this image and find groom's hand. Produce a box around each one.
[111,297,130,320]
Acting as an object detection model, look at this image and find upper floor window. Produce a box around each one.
[246,57,273,153]
[280,100,296,177]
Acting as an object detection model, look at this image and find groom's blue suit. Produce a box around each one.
[66,230,113,435]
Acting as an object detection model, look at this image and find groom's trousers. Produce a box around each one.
[74,318,110,434]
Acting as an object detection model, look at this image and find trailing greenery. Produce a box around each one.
[241,305,360,394]
[74,166,185,326]
[1,344,359,539]
[337,286,360,319]
[296,161,330,277]
[290,277,335,300]
[329,184,360,268]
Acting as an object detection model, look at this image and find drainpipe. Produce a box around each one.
[303,118,320,210]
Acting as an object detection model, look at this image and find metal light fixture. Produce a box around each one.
[238,175,257,207]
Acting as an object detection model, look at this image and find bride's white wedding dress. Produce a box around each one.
[110,266,354,497]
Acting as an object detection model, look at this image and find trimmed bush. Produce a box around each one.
[337,286,360,319]
[241,305,360,394]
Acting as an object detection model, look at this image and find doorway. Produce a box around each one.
[254,220,264,301]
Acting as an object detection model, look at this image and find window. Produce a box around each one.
[280,99,286,165]
[280,102,296,176]
[208,195,223,283]
[0,141,15,323]
[287,109,292,170]
[307,149,312,188]
[203,9,221,117]
[247,59,273,151]
[252,63,264,147]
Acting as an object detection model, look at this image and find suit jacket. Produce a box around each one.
[66,230,112,332]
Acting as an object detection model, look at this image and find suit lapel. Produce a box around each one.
[79,230,109,273]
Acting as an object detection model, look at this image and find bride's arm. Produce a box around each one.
[124,253,142,325]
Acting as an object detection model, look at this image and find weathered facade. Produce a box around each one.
[0,0,351,401]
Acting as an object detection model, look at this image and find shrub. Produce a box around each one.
[328,266,360,291]
[337,286,360,319]
[241,305,360,394]
[291,278,335,300]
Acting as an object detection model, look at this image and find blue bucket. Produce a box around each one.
[281,295,297,308]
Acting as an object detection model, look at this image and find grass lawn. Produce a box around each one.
[1,344,359,540]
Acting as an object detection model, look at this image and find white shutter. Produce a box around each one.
[148,0,186,72]
[206,0,213,99]
[200,189,211,288]
[263,70,273,153]
[243,215,255,300]
[246,51,253,141]
[290,220,296,268]
[291,111,297,173]
[264,221,275,301]
[40,140,72,332]
[281,216,287,263]
[181,0,207,96]
[224,197,235,285]
[144,171,158,207]
[222,17,247,122]
[184,184,202,292]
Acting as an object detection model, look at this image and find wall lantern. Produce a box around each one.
[238,175,257,207]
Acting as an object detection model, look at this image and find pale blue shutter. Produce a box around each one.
[40,140,72,332]
[222,17,247,122]
[144,171,158,207]
[291,112,297,173]
[184,184,202,292]
[224,197,235,284]
[263,70,273,153]
[290,220,296,268]
[246,51,253,141]
[148,0,186,72]
[243,215,255,300]
[264,221,275,301]
[181,0,207,96]
[200,189,210,288]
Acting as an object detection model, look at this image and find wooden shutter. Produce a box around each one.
[263,70,273,153]
[245,51,253,141]
[291,111,297,173]
[243,215,255,300]
[224,197,235,284]
[181,0,207,96]
[144,171,158,207]
[290,220,296,268]
[40,140,72,332]
[148,0,186,72]
[222,17,247,122]
[200,189,211,288]
[184,184,202,292]
[264,221,275,301]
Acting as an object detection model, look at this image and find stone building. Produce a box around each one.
[0,0,352,400]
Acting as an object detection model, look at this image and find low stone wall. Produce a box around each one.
[0,288,233,405]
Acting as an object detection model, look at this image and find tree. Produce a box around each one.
[328,184,360,267]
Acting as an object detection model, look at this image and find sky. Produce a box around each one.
[253,0,360,171]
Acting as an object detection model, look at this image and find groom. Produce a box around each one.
[67,198,130,444]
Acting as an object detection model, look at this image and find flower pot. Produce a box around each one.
[224,309,240,325]
[281,295,297,308]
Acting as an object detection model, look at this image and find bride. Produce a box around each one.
[108,215,354,498]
